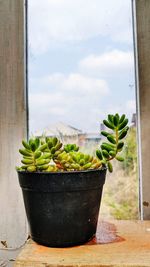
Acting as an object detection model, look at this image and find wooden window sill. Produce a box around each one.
[15,220,150,267]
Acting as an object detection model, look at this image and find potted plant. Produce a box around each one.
[17,113,129,247]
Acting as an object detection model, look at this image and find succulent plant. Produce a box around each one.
[54,151,101,171]
[64,144,79,153]
[45,137,63,158]
[18,137,50,172]
[96,113,129,172]
[17,113,129,173]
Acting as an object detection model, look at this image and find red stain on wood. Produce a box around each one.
[87,221,125,245]
[15,220,150,267]
[33,221,124,254]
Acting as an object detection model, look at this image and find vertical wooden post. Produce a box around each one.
[133,0,150,219]
[0,0,28,260]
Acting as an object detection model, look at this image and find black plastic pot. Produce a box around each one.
[18,168,106,247]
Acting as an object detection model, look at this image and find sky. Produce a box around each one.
[28,0,135,134]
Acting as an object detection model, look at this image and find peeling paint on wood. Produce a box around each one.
[0,260,7,267]
[1,241,7,249]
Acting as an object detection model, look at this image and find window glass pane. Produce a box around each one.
[29,0,138,219]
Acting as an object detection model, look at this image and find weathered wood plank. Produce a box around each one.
[133,0,150,219]
[0,0,28,252]
[15,220,150,267]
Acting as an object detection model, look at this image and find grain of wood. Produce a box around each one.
[0,0,28,251]
[15,220,150,267]
[134,0,150,219]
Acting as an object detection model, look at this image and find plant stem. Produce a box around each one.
[107,127,118,163]
[116,128,119,144]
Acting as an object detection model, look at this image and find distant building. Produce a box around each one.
[131,113,136,127]
[100,123,106,132]
[84,133,101,145]
[34,122,85,145]
[34,122,102,147]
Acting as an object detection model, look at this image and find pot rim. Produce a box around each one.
[17,166,107,175]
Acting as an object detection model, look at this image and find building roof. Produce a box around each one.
[34,122,82,137]
[131,113,136,125]
[85,132,101,140]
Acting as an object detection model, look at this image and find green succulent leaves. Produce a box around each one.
[46,137,62,156]
[55,151,101,171]
[103,120,114,130]
[107,135,116,144]
[107,162,113,173]
[17,113,129,173]
[19,137,50,172]
[96,114,129,172]
[18,137,65,172]
[18,137,101,172]
[64,144,79,153]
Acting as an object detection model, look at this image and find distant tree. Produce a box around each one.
[121,127,137,174]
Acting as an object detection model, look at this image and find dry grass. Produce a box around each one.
[100,163,139,220]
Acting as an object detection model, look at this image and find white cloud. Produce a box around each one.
[126,100,136,113]
[61,73,109,95]
[30,73,109,95]
[29,92,65,107]
[79,50,134,77]
[29,0,132,55]
[29,73,109,132]
[28,1,135,133]
[29,47,135,132]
